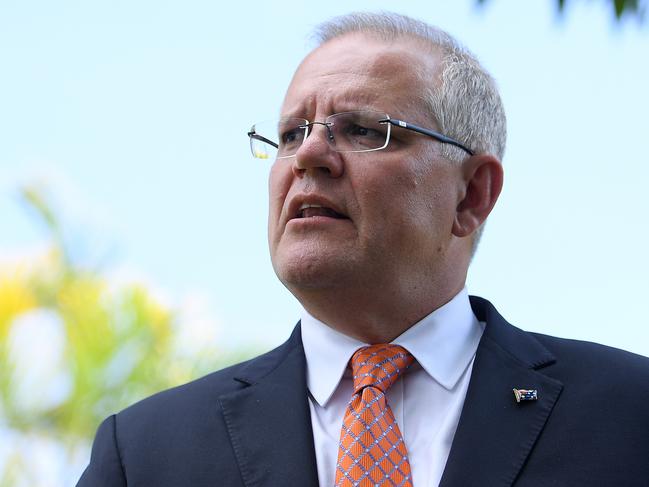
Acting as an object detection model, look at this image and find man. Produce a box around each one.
[78,12,649,487]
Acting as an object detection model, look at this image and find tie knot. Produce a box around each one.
[350,344,414,394]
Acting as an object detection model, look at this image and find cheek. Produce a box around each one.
[362,167,457,242]
[353,171,422,239]
[268,162,292,237]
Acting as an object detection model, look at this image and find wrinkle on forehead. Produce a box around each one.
[282,82,382,118]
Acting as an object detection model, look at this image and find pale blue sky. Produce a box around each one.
[1,0,648,357]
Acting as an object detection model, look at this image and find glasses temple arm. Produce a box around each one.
[386,119,474,156]
[248,131,279,149]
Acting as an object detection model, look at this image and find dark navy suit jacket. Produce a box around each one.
[77,297,649,486]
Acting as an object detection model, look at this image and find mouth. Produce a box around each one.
[296,203,347,219]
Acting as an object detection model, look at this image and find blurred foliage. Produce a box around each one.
[0,185,257,486]
[478,0,646,21]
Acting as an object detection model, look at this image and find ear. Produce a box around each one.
[452,154,504,238]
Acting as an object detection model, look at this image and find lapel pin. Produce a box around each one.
[513,388,538,403]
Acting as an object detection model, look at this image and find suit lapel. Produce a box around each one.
[218,299,563,487]
[439,297,564,487]
[219,325,319,487]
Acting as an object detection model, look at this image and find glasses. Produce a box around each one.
[247,110,474,160]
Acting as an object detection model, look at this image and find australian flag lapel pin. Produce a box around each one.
[513,388,538,403]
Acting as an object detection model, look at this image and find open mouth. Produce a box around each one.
[296,203,347,219]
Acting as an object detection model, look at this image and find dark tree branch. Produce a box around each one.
[477,0,645,22]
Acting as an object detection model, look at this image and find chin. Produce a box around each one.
[272,250,352,292]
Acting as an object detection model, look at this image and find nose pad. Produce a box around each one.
[303,121,335,146]
[324,123,335,144]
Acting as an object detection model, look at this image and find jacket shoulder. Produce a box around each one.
[531,331,649,384]
[471,295,649,386]
[79,327,304,486]
[118,341,288,422]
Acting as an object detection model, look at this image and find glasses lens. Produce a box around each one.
[327,111,390,153]
[249,118,308,159]
[249,131,274,160]
[277,118,308,158]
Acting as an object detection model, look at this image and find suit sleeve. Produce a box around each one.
[76,415,127,487]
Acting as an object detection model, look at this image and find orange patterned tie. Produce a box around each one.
[335,344,415,487]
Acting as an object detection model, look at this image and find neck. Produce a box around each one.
[295,278,465,343]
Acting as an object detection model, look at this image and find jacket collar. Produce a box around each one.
[219,325,319,487]
[439,296,563,487]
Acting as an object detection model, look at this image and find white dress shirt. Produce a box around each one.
[300,288,484,487]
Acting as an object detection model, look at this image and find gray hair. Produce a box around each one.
[311,11,507,253]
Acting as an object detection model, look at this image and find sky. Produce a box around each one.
[1,0,648,361]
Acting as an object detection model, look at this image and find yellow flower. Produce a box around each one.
[0,273,37,341]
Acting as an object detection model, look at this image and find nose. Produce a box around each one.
[292,122,344,179]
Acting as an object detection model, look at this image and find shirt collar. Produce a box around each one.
[300,288,484,407]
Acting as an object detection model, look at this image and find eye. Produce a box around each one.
[280,127,304,146]
[347,123,382,139]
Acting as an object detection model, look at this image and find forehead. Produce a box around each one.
[281,33,440,119]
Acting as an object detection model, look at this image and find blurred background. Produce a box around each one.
[1,0,647,484]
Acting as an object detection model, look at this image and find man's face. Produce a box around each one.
[268,33,466,301]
